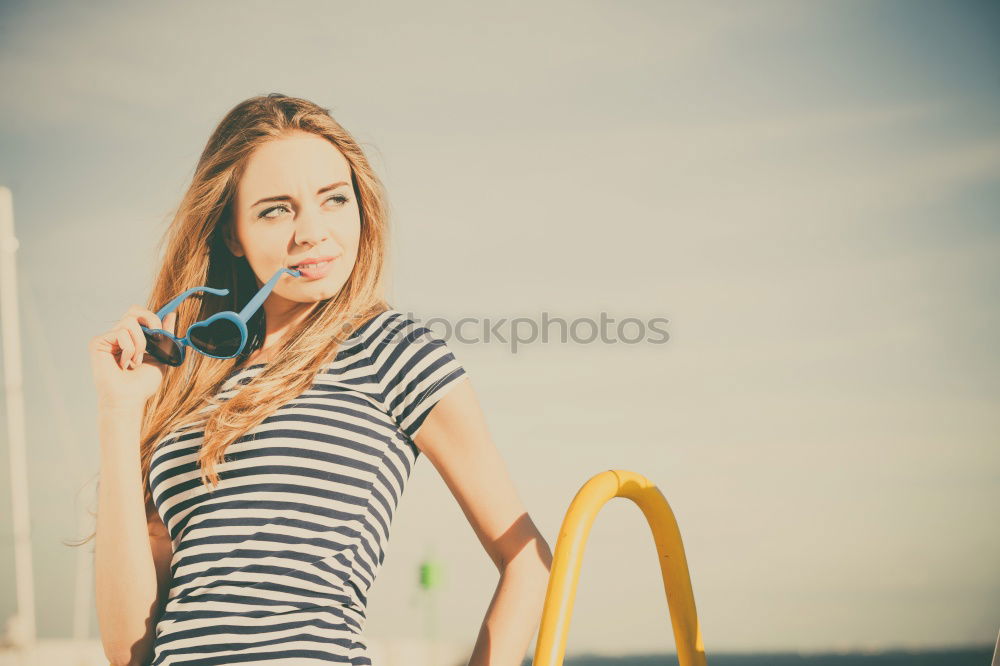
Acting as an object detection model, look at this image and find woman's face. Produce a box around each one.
[227,130,361,309]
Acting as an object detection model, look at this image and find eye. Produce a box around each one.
[258,204,290,220]
[258,194,348,220]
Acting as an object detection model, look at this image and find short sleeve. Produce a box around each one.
[381,316,469,441]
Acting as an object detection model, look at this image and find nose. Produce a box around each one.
[293,210,330,248]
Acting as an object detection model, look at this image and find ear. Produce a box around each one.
[222,221,244,258]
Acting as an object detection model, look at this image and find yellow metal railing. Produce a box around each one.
[532,469,708,666]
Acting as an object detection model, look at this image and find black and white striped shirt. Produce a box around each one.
[148,308,469,665]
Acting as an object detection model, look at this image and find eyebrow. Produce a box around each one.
[250,181,350,208]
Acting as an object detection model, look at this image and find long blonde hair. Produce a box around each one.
[86,93,394,540]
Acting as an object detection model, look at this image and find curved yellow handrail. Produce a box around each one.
[532,469,707,666]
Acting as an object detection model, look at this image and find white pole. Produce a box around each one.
[19,280,92,642]
[0,185,37,649]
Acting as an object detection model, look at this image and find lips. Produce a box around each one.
[289,255,340,280]
[290,255,337,269]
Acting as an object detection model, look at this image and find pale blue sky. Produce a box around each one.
[0,0,997,655]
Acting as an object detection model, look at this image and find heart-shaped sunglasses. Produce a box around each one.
[139,266,302,367]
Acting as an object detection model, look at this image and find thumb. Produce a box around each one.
[164,311,177,336]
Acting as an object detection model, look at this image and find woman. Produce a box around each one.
[88,93,553,666]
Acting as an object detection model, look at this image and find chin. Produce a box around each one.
[301,278,346,301]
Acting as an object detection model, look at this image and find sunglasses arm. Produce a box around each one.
[237,267,301,321]
[155,286,231,321]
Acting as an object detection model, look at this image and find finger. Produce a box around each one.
[116,328,135,370]
[92,330,124,370]
[135,308,164,332]
[97,326,123,354]
[120,318,148,369]
[134,310,166,364]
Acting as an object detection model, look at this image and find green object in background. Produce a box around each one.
[418,553,443,663]
[419,558,442,590]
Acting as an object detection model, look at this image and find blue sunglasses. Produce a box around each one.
[139,266,302,367]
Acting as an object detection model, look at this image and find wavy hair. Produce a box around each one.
[74,93,392,544]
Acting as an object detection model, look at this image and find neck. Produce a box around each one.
[247,298,317,364]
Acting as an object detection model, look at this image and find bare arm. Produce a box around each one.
[414,378,553,666]
[95,406,172,666]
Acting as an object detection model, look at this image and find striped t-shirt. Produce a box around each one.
[148,308,469,665]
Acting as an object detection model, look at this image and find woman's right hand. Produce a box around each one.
[89,305,178,413]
